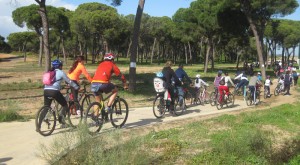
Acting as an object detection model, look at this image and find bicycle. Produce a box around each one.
[209,87,218,106]
[195,85,210,105]
[84,85,129,134]
[215,91,235,110]
[274,83,284,96]
[64,82,95,115]
[35,96,82,136]
[245,85,261,106]
[153,87,185,118]
[263,86,271,99]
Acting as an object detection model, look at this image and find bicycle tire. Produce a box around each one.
[216,93,223,110]
[81,94,95,113]
[110,97,129,128]
[256,91,260,103]
[195,97,202,105]
[185,92,193,106]
[84,102,103,134]
[67,102,83,128]
[174,95,185,115]
[209,92,216,106]
[227,93,235,107]
[153,95,166,118]
[204,91,210,104]
[245,91,252,106]
[264,90,267,99]
[35,106,56,136]
[274,86,279,96]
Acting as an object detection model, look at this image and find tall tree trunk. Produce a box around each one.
[188,41,192,62]
[184,44,188,64]
[36,0,50,71]
[151,37,156,64]
[129,0,145,92]
[247,15,266,79]
[38,35,43,67]
[61,37,67,64]
[127,39,132,58]
[204,42,210,73]
[281,47,285,67]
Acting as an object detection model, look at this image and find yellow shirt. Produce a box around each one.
[67,62,92,82]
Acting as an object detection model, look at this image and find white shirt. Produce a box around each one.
[234,73,248,81]
[224,76,234,87]
[265,79,271,86]
[195,78,208,88]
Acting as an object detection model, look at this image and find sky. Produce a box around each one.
[0,0,299,40]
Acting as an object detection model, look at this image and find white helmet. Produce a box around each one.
[196,74,200,78]
[257,72,261,75]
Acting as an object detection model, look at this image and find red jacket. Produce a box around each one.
[92,61,126,83]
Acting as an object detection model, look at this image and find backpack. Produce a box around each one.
[42,70,58,85]
[293,72,298,78]
[153,77,166,93]
[219,78,225,85]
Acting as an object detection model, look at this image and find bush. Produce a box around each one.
[0,110,23,122]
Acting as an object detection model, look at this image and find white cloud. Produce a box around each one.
[0,0,78,40]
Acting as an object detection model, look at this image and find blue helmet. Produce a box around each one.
[52,59,63,69]
[156,72,163,78]
[217,70,222,75]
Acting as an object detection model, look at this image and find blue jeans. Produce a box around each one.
[176,86,184,105]
[249,86,256,102]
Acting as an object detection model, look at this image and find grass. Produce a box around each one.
[50,101,300,164]
[0,81,43,91]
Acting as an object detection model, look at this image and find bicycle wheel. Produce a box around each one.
[209,92,216,106]
[264,89,268,99]
[110,97,129,128]
[35,106,56,136]
[256,91,261,103]
[245,91,252,106]
[153,95,166,118]
[195,97,202,105]
[67,102,83,128]
[216,93,223,110]
[274,86,279,96]
[174,95,185,115]
[185,92,193,106]
[85,102,103,134]
[204,91,210,104]
[227,93,235,107]
[81,94,95,113]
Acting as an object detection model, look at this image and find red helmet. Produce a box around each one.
[104,53,115,60]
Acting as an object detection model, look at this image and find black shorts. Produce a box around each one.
[91,82,115,96]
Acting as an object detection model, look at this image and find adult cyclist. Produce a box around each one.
[91,53,128,120]
[162,61,181,114]
[234,71,248,97]
[43,60,79,127]
[175,63,192,107]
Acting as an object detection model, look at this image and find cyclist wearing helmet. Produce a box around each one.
[175,63,192,107]
[264,75,272,97]
[162,61,181,113]
[91,53,127,116]
[248,72,261,105]
[67,56,93,114]
[257,72,262,81]
[44,59,79,127]
[213,70,224,88]
[194,74,208,99]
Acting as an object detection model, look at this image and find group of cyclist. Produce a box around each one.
[156,61,298,111]
[43,53,127,128]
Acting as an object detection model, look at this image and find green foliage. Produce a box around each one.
[0,82,42,91]
[0,110,23,122]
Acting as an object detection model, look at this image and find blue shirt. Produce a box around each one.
[175,68,192,83]
[44,69,78,90]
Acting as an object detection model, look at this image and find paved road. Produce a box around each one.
[0,98,250,165]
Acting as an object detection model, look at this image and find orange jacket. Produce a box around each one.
[67,62,93,82]
[92,61,126,83]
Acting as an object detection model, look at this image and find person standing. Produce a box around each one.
[284,70,292,95]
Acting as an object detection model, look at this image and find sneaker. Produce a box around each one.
[76,110,81,116]
[105,107,112,114]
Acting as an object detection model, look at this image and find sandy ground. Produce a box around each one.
[0,53,299,165]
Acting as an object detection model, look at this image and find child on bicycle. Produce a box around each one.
[43,60,79,127]
[264,75,273,97]
[67,56,93,115]
[218,78,229,102]
[248,72,261,105]
[278,75,285,91]
[194,74,209,99]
